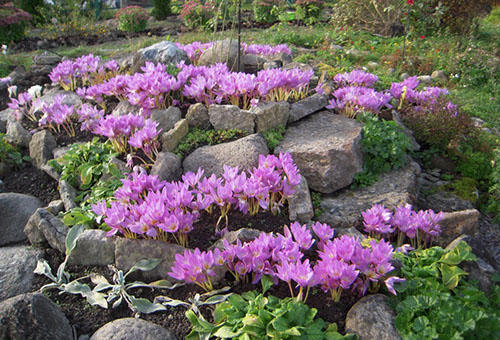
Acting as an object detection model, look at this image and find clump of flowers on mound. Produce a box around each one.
[92,153,300,247]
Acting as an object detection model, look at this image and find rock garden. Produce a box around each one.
[0,1,500,339]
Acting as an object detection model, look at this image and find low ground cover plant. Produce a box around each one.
[174,127,246,158]
[0,132,28,167]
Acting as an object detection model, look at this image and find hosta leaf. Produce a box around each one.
[128,295,166,314]
[126,258,162,277]
[62,211,93,227]
[79,164,95,187]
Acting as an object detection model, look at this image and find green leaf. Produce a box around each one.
[155,295,189,308]
[204,293,233,305]
[125,258,162,277]
[440,263,468,290]
[261,275,273,294]
[79,164,95,187]
[186,310,216,331]
[214,326,242,338]
[63,280,91,295]
[439,241,477,265]
[85,291,108,308]
[34,259,57,282]
[62,211,93,227]
[128,295,167,314]
[65,224,85,256]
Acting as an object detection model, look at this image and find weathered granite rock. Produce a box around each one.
[446,234,500,294]
[6,120,31,148]
[161,118,188,152]
[288,94,328,123]
[0,193,44,246]
[186,103,211,130]
[151,106,182,133]
[345,294,402,340]
[24,208,68,253]
[208,104,255,133]
[431,70,447,82]
[210,228,262,250]
[132,41,190,73]
[198,40,247,71]
[437,209,480,247]
[183,134,269,177]
[59,179,77,211]
[41,163,60,181]
[0,246,44,301]
[46,200,64,215]
[34,52,62,66]
[288,175,314,223]
[33,90,82,109]
[417,75,432,84]
[275,111,363,193]
[114,238,186,282]
[90,318,177,340]
[150,152,182,182]
[52,145,72,159]
[0,108,14,132]
[68,229,115,266]
[421,191,474,212]
[111,100,141,116]
[29,130,57,168]
[252,101,289,132]
[0,293,73,340]
[319,162,420,228]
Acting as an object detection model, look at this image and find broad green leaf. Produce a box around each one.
[90,273,110,285]
[79,164,95,186]
[186,310,216,331]
[214,325,242,338]
[155,295,189,308]
[125,258,162,277]
[148,279,183,289]
[62,211,93,227]
[270,315,291,332]
[261,275,273,294]
[34,259,56,282]
[204,293,232,305]
[85,291,108,308]
[65,224,85,255]
[63,280,91,295]
[439,241,477,265]
[440,264,467,290]
[412,316,430,332]
[128,295,167,314]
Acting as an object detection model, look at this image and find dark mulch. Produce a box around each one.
[1,159,58,204]
[21,119,101,147]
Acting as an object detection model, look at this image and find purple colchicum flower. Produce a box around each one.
[38,94,75,136]
[334,70,378,87]
[327,86,392,117]
[361,204,393,238]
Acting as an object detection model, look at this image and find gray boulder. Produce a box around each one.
[161,118,188,152]
[288,94,328,123]
[33,90,82,109]
[111,100,142,116]
[208,104,255,133]
[132,41,190,73]
[0,293,73,340]
[24,208,68,253]
[198,39,240,71]
[29,130,57,169]
[210,228,262,250]
[0,246,44,301]
[287,175,314,223]
[319,162,420,228]
[183,134,269,177]
[6,120,31,148]
[0,193,44,246]
[114,238,185,282]
[150,152,182,182]
[59,179,77,211]
[186,103,211,130]
[252,101,289,132]
[346,294,402,340]
[151,106,182,133]
[437,209,479,247]
[275,111,363,193]
[68,229,115,266]
[90,318,177,340]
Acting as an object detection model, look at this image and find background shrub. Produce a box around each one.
[253,0,280,24]
[152,0,171,20]
[295,0,323,25]
[180,0,214,31]
[437,0,496,33]
[16,0,44,25]
[115,5,149,33]
[0,1,31,44]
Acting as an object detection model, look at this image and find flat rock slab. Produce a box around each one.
[275,111,363,193]
[437,209,480,247]
[114,238,186,282]
[319,162,420,228]
[0,193,44,246]
[0,246,44,302]
[346,294,401,340]
[68,229,115,266]
[0,293,73,340]
[90,318,177,340]
[24,208,68,253]
[288,93,328,123]
[183,134,269,177]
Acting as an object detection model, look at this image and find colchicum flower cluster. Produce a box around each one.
[92,153,300,247]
